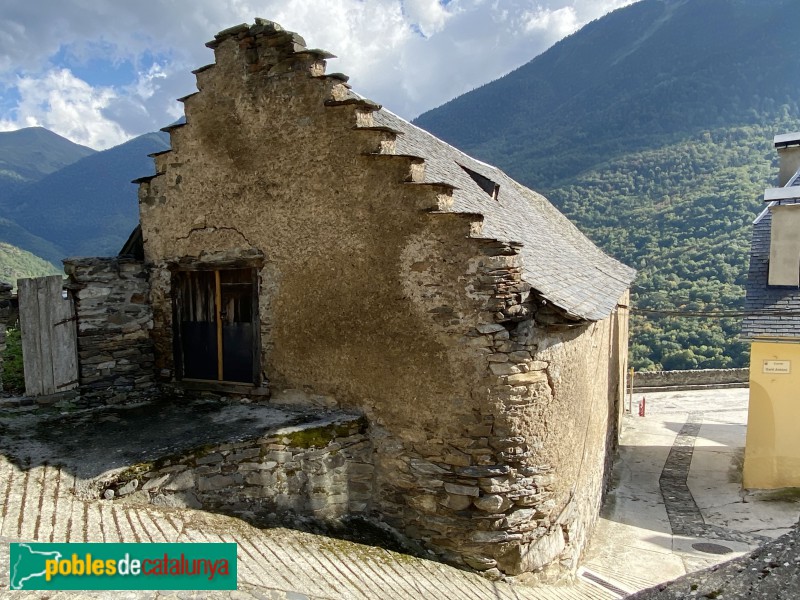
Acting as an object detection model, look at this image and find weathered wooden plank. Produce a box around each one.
[37,276,56,395]
[18,277,45,395]
[49,277,78,392]
[18,275,77,396]
[215,270,223,381]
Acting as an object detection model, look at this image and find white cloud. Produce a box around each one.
[0,69,128,149]
[403,0,454,37]
[0,0,641,149]
[523,6,579,36]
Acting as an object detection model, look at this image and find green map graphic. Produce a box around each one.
[10,543,62,590]
[8,542,237,590]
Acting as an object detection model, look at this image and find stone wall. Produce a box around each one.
[136,21,630,577]
[398,231,613,577]
[370,243,629,577]
[103,413,373,523]
[63,257,157,405]
[633,368,749,391]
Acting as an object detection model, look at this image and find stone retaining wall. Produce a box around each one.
[63,257,157,405]
[103,414,374,523]
[633,368,749,390]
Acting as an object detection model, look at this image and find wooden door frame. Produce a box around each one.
[170,262,261,386]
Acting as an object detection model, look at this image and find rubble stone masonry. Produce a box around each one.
[63,257,156,405]
[133,20,630,576]
[102,413,373,523]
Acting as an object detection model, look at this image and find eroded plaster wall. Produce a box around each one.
[137,21,629,576]
[139,25,493,457]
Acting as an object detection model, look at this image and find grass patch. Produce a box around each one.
[2,328,24,394]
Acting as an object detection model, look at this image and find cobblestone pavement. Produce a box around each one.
[658,412,767,545]
[0,441,612,599]
[658,412,705,536]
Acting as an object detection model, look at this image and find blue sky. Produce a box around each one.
[0,0,636,150]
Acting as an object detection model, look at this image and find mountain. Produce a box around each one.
[415,0,800,370]
[0,242,60,289]
[416,0,799,190]
[0,216,64,266]
[3,131,169,258]
[0,127,95,197]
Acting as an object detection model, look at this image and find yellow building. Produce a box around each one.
[742,132,800,489]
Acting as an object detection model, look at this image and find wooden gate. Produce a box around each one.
[18,275,79,396]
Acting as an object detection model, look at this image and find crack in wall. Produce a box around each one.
[176,226,256,249]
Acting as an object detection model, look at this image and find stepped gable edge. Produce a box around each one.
[137,18,634,323]
[118,17,637,577]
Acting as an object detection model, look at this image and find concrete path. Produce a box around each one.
[580,388,800,596]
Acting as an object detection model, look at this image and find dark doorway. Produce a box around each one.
[174,268,257,383]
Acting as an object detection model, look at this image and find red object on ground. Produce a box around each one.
[638,397,646,417]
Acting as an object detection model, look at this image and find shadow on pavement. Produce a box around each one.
[0,397,328,479]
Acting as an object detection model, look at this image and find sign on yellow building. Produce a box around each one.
[742,131,800,489]
[743,341,800,488]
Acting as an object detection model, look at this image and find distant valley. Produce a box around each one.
[0,127,169,279]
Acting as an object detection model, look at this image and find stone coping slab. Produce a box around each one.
[0,395,362,483]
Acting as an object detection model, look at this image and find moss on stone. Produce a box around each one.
[114,461,156,483]
[190,443,225,462]
[757,487,800,502]
[282,417,367,449]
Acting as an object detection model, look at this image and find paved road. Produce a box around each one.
[581,388,800,595]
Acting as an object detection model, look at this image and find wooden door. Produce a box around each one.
[219,269,255,382]
[174,268,257,383]
[18,275,79,396]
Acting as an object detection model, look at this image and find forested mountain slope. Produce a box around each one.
[416,0,800,369]
[2,132,169,258]
[0,243,60,289]
[0,127,95,205]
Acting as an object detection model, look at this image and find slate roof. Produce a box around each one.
[742,170,800,339]
[150,20,635,322]
[370,109,635,321]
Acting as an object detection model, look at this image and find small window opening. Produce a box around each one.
[461,165,500,200]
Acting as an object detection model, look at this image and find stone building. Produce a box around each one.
[61,19,635,576]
